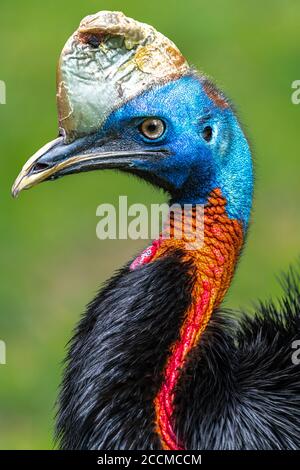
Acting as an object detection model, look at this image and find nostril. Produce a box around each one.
[31,162,50,174]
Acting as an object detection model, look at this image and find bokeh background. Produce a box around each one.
[0,0,299,449]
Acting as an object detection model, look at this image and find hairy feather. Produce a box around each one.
[56,258,300,449]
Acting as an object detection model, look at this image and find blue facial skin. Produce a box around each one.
[102,75,253,230]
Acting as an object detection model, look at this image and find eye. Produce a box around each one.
[202,125,213,142]
[139,118,166,140]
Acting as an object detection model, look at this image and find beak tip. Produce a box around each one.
[11,186,19,198]
[11,178,22,198]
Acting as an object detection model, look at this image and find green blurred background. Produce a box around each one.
[0,0,299,449]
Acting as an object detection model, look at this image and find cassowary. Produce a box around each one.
[12,11,300,450]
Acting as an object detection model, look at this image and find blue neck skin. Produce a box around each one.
[102,75,254,232]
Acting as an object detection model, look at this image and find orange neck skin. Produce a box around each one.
[131,188,244,450]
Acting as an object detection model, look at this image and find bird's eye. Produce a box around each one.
[202,126,213,142]
[139,118,166,140]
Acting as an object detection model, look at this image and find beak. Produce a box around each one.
[12,134,167,197]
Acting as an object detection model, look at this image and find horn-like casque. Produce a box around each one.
[57,11,189,142]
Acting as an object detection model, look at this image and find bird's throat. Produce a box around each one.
[130,188,244,450]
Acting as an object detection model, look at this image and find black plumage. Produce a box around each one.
[176,268,300,450]
[56,251,193,449]
[56,253,300,450]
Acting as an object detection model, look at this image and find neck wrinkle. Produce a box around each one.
[147,188,244,450]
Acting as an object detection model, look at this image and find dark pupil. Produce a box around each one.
[202,126,213,142]
[147,123,158,134]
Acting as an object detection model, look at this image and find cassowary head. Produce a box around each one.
[12,11,253,229]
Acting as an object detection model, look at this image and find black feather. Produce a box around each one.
[175,266,300,449]
[56,258,300,450]
[56,250,193,449]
